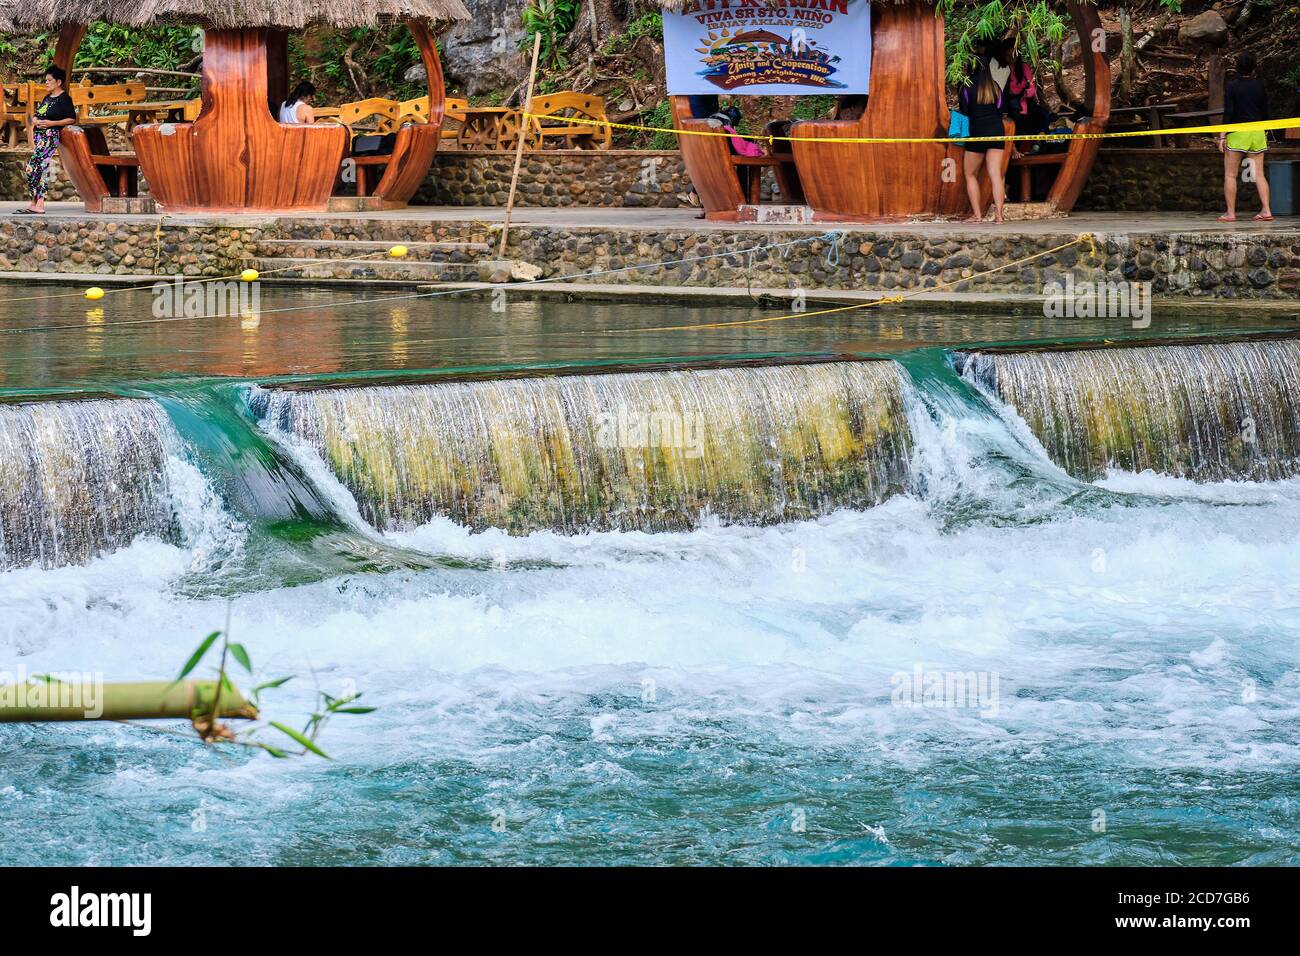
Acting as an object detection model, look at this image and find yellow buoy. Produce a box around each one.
[388,245,408,259]
[240,268,260,282]
[84,287,105,301]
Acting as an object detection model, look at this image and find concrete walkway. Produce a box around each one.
[4,202,1297,237]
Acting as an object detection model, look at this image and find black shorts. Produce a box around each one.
[963,116,1006,152]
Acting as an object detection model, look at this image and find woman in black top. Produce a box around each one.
[958,62,1008,223]
[19,65,78,215]
[1218,52,1272,221]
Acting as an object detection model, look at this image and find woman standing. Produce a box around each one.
[19,65,78,215]
[1218,52,1272,222]
[959,63,1008,224]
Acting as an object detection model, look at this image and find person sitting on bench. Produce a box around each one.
[706,106,765,157]
[279,82,317,125]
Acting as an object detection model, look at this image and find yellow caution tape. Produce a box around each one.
[523,112,1300,146]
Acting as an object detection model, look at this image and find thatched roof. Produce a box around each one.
[0,0,468,29]
[658,0,904,8]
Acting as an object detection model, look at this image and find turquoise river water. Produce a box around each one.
[1,286,1298,865]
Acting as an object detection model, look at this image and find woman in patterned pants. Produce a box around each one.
[19,65,78,215]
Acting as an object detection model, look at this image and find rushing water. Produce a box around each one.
[254,362,911,533]
[2,288,1299,865]
[962,339,1300,481]
[0,399,177,569]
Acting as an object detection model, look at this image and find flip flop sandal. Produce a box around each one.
[14,208,43,215]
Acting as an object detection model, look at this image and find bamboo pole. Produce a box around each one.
[0,680,257,723]
[498,32,543,259]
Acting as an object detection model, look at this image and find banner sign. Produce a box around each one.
[663,0,871,97]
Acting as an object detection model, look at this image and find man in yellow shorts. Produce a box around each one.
[1218,52,1273,222]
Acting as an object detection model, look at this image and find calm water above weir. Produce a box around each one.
[2,285,1299,865]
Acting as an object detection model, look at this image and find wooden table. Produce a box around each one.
[124,100,194,130]
[1164,109,1224,146]
[455,107,522,150]
[1108,104,1175,148]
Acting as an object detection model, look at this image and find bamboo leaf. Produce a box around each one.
[253,676,294,694]
[334,706,377,715]
[271,721,330,759]
[176,631,221,681]
[228,643,252,673]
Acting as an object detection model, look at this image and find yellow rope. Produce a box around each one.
[597,234,1095,335]
[523,112,1300,147]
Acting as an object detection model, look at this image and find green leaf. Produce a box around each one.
[270,721,330,759]
[253,676,294,693]
[228,643,252,673]
[177,631,221,680]
[333,706,377,715]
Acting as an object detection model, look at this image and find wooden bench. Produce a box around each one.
[1009,151,1069,201]
[381,95,432,132]
[525,92,610,149]
[1106,103,1176,148]
[58,125,140,213]
[441,97,468,141]
[731,154,799,204]
[333,97,400,134]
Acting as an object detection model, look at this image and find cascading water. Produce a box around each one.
[960,339,1300,481]
[6,334,1300,865]
[253,361,913,533]
[0,398,178,569]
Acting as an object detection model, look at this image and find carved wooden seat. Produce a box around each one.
[58,125,139,213]
[787,2,968,220]
[131,28,347,212]
[335,23,445,208]
[671,0,1107,222]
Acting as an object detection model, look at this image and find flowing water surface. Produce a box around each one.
[2,287,1298,865]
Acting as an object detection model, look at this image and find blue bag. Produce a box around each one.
[948,111,970,139]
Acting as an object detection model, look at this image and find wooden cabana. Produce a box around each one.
[667,0,1109,222]
[7,0,468,213]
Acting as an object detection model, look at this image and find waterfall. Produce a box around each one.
[255,361,913,533]
[0,399,177,569]
[961,339,1300,481]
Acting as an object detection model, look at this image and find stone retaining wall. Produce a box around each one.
[3,211,1296,299]
[1076,148,1300,213]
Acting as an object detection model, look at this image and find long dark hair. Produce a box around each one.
[977,68,998,106]
[284,81,315,108]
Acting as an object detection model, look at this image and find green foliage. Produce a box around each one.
[639,99,677,149]
[792,94,835,121]
[75,24,197,72]
[371,29,426,100]
[939,1,1066,85]
[523,0,582,69]
[601,11,663,55]
[941,1,1184,85]
[176,622,373,760]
